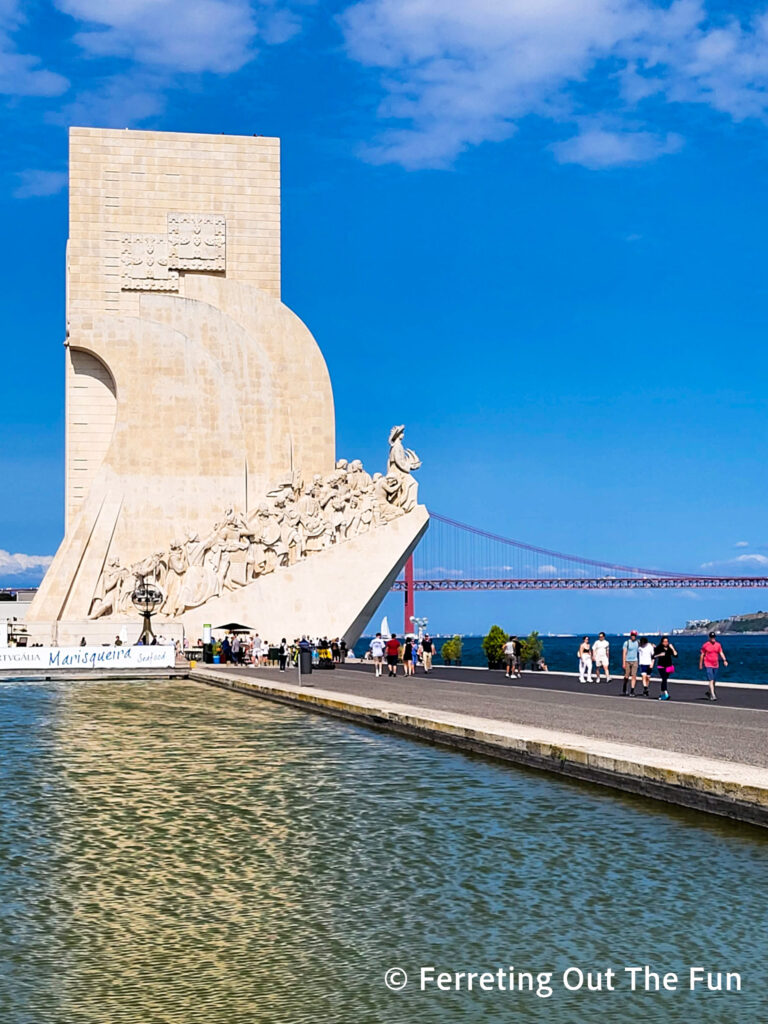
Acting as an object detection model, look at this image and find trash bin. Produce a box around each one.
[299,649,313,675]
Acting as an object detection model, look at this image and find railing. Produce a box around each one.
[392,576,768,591]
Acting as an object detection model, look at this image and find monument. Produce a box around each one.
[26,128,428,644]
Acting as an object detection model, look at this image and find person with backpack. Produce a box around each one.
[385,634,401,677]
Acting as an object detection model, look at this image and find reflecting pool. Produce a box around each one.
[1,678,766,1022]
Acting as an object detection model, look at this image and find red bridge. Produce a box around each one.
[396,512,768,625]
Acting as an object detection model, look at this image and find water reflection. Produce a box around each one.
[1,679,767,1023]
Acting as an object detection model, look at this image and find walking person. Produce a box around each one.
[278,637,288,672]
[638,636,655,696]
[622,630,640,695]
[340,639,348,663]
[700,632,728,702]
[403,636,414,676]
[421,634,435,673]
[513,635,523,678]
[577,636,593,682]
[504,635,517,678]
[654,635,678,701]
[593,632,611,683]
[411,638,419,674]
[385,633,401,677]
[369,632,386,677]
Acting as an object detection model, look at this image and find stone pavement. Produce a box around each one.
[218,661,768,770]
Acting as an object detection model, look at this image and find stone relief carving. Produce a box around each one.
[89,428,422,618]
[121,234,179,291]
[168,213,226,271]
[120,214,226,289]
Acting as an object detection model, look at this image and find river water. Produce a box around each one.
[1,677,766,1022]
[356,634,768,683]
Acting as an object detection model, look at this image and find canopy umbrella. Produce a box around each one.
[213,622,254,633]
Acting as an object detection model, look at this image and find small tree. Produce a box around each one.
[482,625,508,668]
[521,630,543,669]
[440,635,463,665]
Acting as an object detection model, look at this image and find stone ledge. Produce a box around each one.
[190,667,768,828]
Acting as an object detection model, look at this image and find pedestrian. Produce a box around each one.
[232,635,241,664]
[278,637,288,672]
[331,638,340,663]
[340,639,348,663]
[637,636,654,696]
[369,632,386,677]
[513,635,523,678]
[577,636,593,682]
[504,634,517,678]
[411,638,419,673]
[421,634,435,673]
[403,636,414,676]
[699,631,728,702]
[593,632,610,683]
[654,635,678,701]
[385,633,400,677]
[622,630,640,696]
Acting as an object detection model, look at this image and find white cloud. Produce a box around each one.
[0,1,69,96]
[341,0,768,169]
[0,550,53,575]
[56,0,258,73]
[14,169,67,198]
[538,564,559,576]
[734,540,750,547]
[552,126,683,168]
[701,553,768,569]
[55,0,303,74]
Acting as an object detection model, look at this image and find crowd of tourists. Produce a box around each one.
[366,633,437,677]
[576,631,728,701]
[200,633,350,671]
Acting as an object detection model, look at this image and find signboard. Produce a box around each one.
[0,645,176,671]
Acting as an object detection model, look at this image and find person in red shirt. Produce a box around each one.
[699,631,728,702]
[385,634,401,677]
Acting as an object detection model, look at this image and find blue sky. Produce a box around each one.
[2,0,768,634]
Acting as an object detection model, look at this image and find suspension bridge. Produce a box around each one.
[395,512,768,629]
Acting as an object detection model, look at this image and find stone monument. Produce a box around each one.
[26,128,428,644]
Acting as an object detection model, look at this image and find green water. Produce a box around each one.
[1,678,766,1023]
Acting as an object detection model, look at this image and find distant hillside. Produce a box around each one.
[685,612,768,634]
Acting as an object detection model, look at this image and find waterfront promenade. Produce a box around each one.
[190,662,768,827]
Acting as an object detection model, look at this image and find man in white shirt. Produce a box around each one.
[369,633,386,677]
[593,632,610,682]
[503,636,516,678]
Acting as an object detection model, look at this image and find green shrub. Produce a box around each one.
[482,625,508,665]
[440,635,463,663]
[521,630,543,667]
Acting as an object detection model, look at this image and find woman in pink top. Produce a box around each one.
[699,632,728,702]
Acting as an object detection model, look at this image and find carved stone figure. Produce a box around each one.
[387,425,422,513]
[91,427,424,617]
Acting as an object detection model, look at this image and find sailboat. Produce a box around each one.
[380,615,390,638]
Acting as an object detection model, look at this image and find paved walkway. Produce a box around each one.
[217,662,768,769]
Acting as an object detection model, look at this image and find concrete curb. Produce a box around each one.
[191,668,768,829]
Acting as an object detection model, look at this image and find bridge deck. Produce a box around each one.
[220,662,768,770]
